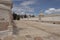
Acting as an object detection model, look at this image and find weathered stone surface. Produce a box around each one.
[14,20,60,40]
[16,36,26,40]
[0,0,12,39]
[0,0,12,8]
[0,0,12,29]
[3,36,13,40]
[0,22,9,31]
[34,37,43,40]
[25,35,32,38]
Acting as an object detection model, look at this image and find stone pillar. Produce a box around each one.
[39,13,44,21]
[0,0,13,39]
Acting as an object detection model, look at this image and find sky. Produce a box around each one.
[12,0,60,15]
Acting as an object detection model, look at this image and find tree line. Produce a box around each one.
[13,12,35,20]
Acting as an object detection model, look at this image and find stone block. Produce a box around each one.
[3,36,13,40]
[25,35,32,38]
[0,22,9,31]
[34,37,43,40]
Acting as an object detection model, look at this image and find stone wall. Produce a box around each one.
[0,0,13,40]
[0,0,12,30]
[40,16,60,24]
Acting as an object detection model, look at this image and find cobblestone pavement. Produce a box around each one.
[13,20,60,40]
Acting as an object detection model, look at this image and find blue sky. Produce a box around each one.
[12,0,60,15]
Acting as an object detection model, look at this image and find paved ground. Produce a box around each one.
[13,20,60,40]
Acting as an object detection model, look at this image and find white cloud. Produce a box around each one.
[20,1,35,6]
[12,6,34,15]
[12,0,35,15]
[45,8,60,14]
[49,8,55,11]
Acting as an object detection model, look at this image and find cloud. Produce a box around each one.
[45,8,60,14]
[13,0,24,1]
[13,0,36,1]
[20,1,35,6]
[12,0,35,15]
[12,6,35,15]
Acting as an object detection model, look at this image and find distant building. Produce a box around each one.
[39,12,60,24]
